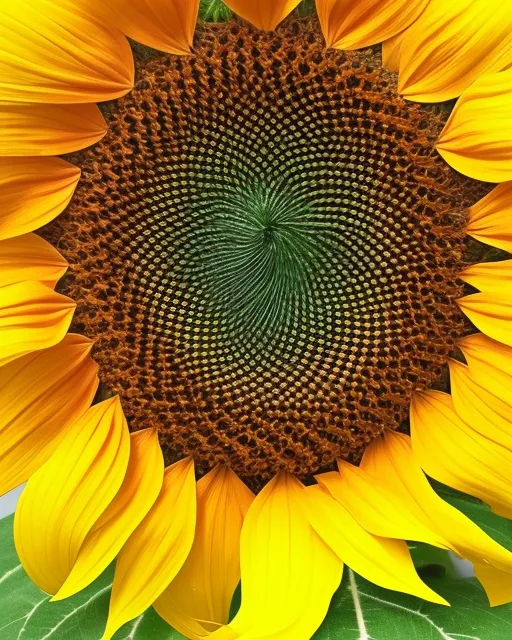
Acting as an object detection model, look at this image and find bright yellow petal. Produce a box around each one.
[474,563,512,607]
[461,260,512,296]
[0,234,67,288]
[458,291,512,348]
[154,466,254,639]
[466,183,512,253]
[0,0,133,104]
[54,429,164,601]
[397,0,512,102]
[317,0,428,50]
[436,67,512,183]
[210,474,343,640]
[0,158,80,240]
[304,483,446,604]
[223,0,301,31]
[14,396,130,595]
[0,281,75,367]
[381,32,404,72]
[0,103,107,156]
[102,458,196,640]
[0,334,98,496]
[92,0,199,55]
[411,391,512,519]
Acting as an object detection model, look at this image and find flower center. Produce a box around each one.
[44,19,478,487]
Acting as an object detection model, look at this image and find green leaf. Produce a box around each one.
[0,514,184,640]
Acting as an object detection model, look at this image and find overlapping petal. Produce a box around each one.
[458,290,512,348]
[0,334,98,497]
[210,474,342,640]
[0,0,133,104]
[0,281,75,367]
[466,183,512,253]
[224,0,301,31]
[0,158,80,240]
[0,103,107,156]
[411,391,512,520]
[54,429,164,601]
[436,68,512,183]
[317,0,429,50]
[102,458,196,640]
[461,260,512,296]
[92,0,199,55]
[396,0,512,102]
[14,397,130,595]
[154,466,254,639]
[0,234,67,288]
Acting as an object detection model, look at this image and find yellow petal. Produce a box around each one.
[467,183,512,253]
[0,0,133,104]
[54,429,164,601]
[0,103,107,156]
[0,234,67,288]
[223,0,301,31]
[458,291,512,348]
[304,483,446,604]
[14,396,130,595]
[93,0,199,55]
[0,281,75,367]
[411,391,512,519]
[461,260,512,296]
[210,474,343,640]
[397,0,512,102]
[436,67,512,183]
[0,334,98,496]
[0,158,80,240]
[154,466,254,639]
[381,32,404,72]
[317,0,429,50]
[474,563,512,607]
[102,458,196,640]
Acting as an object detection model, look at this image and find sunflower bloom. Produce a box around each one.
[2,0,512,638]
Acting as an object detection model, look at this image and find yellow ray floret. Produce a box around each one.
[54,429,165,601]
[0,0,133,104]
[0,281,76,367]
[396,0,512,102]
[0,234,67,288]
[210,473,343,640]
[458,288,512,349]
[154,466,254,640]
[461,260,512,296]
[223,0,301,31]
[0,103,107,157]
[0,158,80,241]
[0,334,98,497]
[14,397,130,595]
[316,0,428,50]
[102,457,197,640]
[467,183,512,253]
[436,67,512,183]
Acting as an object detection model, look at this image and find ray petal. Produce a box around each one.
[0,234,67,288]
[223,0,301,31]
[466,183,512,253]
[458,290,512,348]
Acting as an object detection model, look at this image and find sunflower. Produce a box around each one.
[2,0,512,637]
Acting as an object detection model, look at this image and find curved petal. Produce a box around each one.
[0,281,75,367]
[458,291,512,348]
[223,0,301,31]
[210,474,343,640]
[0,334,98,496]
[411,390,512,519]
[397,0,512,102]
[467,183,512,253]
[154,466,254,639]
[436,68,512,183]
[102,458,196,640]
[304,483,446,604]
[0,158,80,240]
[14,396,130,595]
[461,260,512,296]
[0,103,107,156]
[317,0,429,50]
[458,333,512,402]
[0,234,67,288]
[381,32,404,72]
[0,0,133,104]
[93,0,199,55]
[54,429,164,601]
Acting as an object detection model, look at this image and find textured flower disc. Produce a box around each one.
[43,19,482,488]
